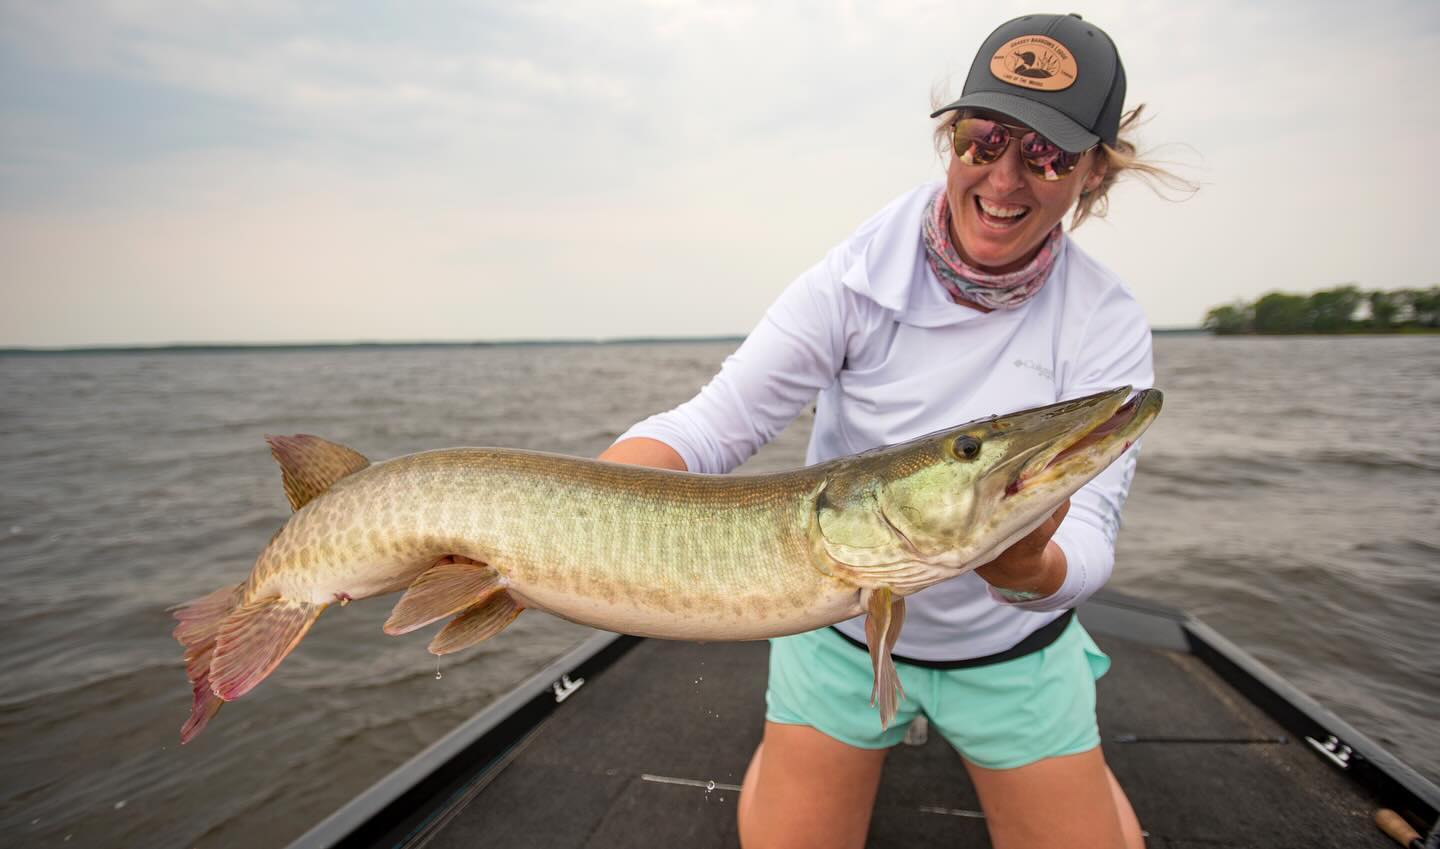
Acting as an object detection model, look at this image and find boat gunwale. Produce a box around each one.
[282,630,642,849]
[1084,589,1439,829]
[1182,614,1439,826]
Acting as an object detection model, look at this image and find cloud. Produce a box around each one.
[1,0,1438,344]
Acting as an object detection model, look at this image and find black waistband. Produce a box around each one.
[829,608,1075,670]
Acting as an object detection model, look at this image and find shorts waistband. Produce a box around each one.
[829,608,1075,669]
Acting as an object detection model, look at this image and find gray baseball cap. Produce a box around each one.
[931,13,1126,153]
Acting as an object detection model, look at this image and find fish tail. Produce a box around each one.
[170,583,243,744]
[171,585,327,742]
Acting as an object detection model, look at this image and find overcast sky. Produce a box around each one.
[2,0,1437,347]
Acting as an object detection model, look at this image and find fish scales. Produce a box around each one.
[255,449,850,638]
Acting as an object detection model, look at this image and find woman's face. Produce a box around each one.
[944,126,1106,272]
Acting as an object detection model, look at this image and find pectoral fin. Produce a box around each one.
[384,556,505,635]
[428,592,524,655]
[863,587,906,730]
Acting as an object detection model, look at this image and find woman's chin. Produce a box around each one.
[958,233,1032,272]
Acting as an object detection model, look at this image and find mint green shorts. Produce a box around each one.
[765,616,1110,770]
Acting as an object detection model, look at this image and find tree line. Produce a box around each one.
[1202,286,1440,335]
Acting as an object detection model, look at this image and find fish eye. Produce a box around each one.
[953,436,982,460]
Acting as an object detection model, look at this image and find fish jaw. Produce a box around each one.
[1005,388,1159,497]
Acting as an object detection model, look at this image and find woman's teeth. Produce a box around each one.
[977,198,1029,220]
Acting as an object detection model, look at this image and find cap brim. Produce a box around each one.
[930,92,1099,154]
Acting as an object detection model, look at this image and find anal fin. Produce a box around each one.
[210,597,326,701]
[429,592,524,655]
[384,556,505,635]
[864,587,906,730]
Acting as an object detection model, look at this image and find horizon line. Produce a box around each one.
[0,327,1207,355]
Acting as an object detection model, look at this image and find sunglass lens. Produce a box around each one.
[1019,132,1082,181]
[953,118,1009,166]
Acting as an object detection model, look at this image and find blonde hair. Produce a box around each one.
[930,102,1196,229]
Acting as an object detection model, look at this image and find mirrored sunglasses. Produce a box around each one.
[951,117,1091,182]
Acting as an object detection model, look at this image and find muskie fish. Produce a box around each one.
[173,386,1161,742]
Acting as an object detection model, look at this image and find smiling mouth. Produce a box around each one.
[976,197,1029,227]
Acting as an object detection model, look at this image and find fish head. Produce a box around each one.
[819,387,1161,587]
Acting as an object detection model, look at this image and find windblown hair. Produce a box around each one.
[930,101,1196,229]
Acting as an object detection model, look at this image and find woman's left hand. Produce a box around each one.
[975,498,1070,599]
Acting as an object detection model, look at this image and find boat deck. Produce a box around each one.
[426,628,1394,849]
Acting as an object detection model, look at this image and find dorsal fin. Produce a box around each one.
[265,434,371,511]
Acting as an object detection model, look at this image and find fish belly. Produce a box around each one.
[506,575,861,642]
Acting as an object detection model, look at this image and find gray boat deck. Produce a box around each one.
[428,629,1393,849]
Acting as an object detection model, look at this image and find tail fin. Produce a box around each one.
[171,584,243,744]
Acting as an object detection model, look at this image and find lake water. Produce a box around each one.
[1,335,1435,847]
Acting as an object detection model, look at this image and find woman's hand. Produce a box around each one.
[974,498,1070,600]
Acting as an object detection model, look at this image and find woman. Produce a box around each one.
[602,13,1169,849]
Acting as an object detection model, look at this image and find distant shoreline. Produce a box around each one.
[1206,329,1440,337]
[0,328,1213,355]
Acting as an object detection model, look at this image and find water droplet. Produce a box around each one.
[434,663,443,680]
[30,819,39,826]
[9,526,21,535]
[706,780,715,791]
[114,800,127,810]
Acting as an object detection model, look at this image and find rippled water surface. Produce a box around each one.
[1,336,1436,847]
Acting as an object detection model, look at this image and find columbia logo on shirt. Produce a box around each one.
[1013,358,1055,381]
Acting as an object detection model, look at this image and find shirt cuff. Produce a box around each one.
[985,530,1102,612]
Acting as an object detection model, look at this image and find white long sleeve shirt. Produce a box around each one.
[620,182,1154,661]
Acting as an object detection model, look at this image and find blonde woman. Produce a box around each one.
[604,13,1171,848]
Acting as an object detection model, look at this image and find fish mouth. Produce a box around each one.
[1003,388,1162,498]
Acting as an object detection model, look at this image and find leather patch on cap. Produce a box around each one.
[989,36,1078,91]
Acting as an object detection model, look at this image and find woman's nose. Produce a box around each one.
[986,144,1028,194]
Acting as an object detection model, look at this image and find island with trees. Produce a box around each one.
[1202,286,1440,335]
